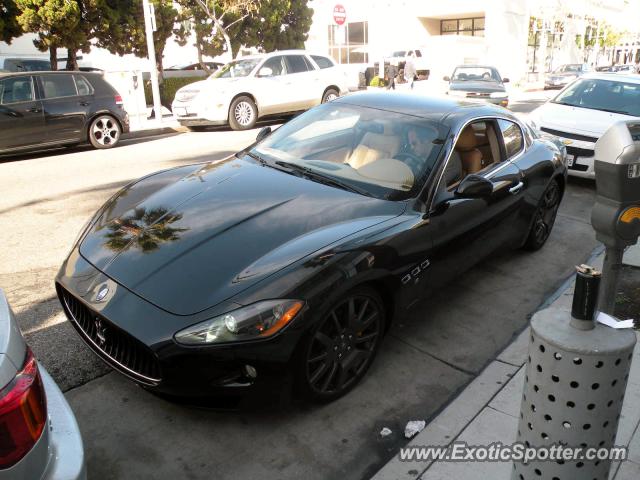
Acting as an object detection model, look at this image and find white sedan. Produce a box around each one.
[529,73,640,178]
[172,50,350,131]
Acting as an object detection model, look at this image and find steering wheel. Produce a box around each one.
[395,152,424,176]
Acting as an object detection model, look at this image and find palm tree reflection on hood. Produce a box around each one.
[104,207,188,253]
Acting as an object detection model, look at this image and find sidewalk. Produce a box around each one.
[373,243,640,480]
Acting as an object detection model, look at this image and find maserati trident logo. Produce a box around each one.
[95,285,109,302]
[94,318,107,346]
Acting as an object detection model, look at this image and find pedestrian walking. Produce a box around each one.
[404,52,417,89]
[386,60,398,90]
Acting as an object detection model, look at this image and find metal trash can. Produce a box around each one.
[512,308,636,480]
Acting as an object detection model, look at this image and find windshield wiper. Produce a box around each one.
[551,101,631,115]
[274,160,371,197]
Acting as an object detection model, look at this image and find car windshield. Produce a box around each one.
[452,67,500,82]
[251,103,447,201]
[552,78,640,116]
[554,65,581,73]
[391,51,407,57]
[212,59,260,79]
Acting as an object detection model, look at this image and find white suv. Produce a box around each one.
[172,50,350,130]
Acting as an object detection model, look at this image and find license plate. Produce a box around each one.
[567,155,575,167]
[173,107,187,117]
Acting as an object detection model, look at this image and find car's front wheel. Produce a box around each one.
[88,115,121,149]
[524,179,561,251]
[229,96,257,130]
[322,88,339,103]
[297,286,385,402]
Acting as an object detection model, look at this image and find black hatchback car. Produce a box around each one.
[0,71,129,154]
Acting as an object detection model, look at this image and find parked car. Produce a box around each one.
[171,50,350,131]
[0,288,85,479]
[614,64,638,75]
[0,71,129,154]
[529,73,640,179]
[444,65,509,107]
[544,64,590,89]
[56,93,566,404]
[385,48,430,78]
[0,57,51,73]
[166,62,223,72]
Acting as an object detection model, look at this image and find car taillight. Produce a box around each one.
[115,94,123,105]
[0,348,47,469]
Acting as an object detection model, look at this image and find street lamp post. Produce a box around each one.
[142,0,163,123]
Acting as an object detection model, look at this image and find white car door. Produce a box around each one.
[253,55,290,116]
[283,54,318,111]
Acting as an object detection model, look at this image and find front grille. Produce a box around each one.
[541,127,598,143]
[566,146,594,158]
[57,285,162,384]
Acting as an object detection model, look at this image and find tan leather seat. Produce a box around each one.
[347,126,401,170]
[455,126,483,176]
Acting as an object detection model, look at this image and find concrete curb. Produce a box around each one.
[122,125,189,140]
[372,247,610,480]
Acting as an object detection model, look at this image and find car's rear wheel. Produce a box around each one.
[229,96,257,130]
[297,286,385,402]
[524,179,561,251]
[88,115,121,149]
[322,88,339,103]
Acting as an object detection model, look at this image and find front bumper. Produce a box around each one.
[171,99,228,126]
[55,250,304,404]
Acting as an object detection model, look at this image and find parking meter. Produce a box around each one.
[591,120,640,313]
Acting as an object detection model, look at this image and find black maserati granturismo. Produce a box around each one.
[56,92,567,403]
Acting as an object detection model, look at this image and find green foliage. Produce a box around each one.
[239,0,314,53]
[369,76,385,87]
[0,0,22,43]
[94,0,178,77]
[16,0,94,68]
[144,76,202,106]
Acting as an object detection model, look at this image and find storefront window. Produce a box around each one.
[328,21,369,64]
[439,17,485,36]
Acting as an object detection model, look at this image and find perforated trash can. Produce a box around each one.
[512,308,636,480]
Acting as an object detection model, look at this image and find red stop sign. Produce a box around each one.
[333,4,346,25]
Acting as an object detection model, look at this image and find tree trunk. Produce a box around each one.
[196,40,210,74]
[66,49,78,70]
[49,46,58,71]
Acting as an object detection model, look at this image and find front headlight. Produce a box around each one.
[448,90,467,98]
[490,92,507,98]
[175,89,200,102]
[175,300,304,345]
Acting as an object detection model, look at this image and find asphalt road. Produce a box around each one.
[0,98,599,480]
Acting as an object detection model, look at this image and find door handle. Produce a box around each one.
[79,101,91,107]
[509,181,525,195]
[27,107,41,113]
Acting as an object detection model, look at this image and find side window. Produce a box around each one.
[497,119,524,159]
[284,55,310,74]
[302,55,316,71]
[415,50,422,57]
[41,74,78,99]
[0,76,33,104]
[74,75,94,96]
[311,55,334,69]
[258,56,285,76]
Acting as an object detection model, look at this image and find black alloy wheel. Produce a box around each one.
[299,287,385,402]
[524,179,561,251]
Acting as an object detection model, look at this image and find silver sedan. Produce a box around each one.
[0,289,85,480]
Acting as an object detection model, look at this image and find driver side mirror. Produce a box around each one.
[443,75,451,82]
[257,67,273,77]
[503,77,510,83]
[455,175,494,198]
[256,126,271,142]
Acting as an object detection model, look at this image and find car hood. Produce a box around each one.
[79,157,405,316]
[532,102,637,137]
[449,81,505,93]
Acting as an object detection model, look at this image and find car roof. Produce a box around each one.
[334,91,512,124]
[453,65,499,69]
[237,49,323,61]
[582,72,640,83]
[0,70,101,79]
